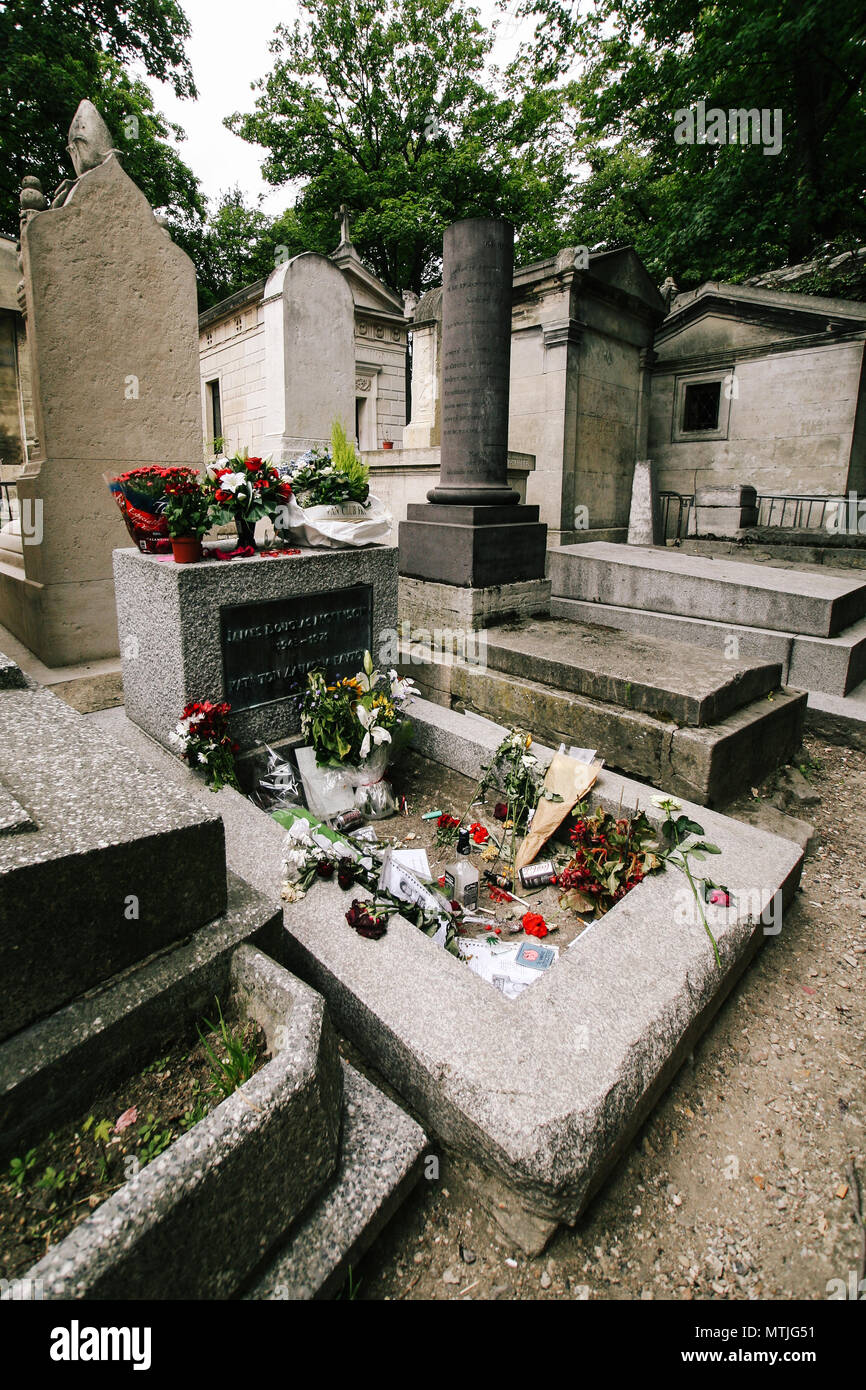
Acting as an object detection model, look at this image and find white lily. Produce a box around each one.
[220,471,249,494]
[356,704,392,759]
[388,668,418,701]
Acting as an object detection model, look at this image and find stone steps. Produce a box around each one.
[549,597,866,697]
[450,660,806,807]
[550,541,866,637]
[482,618,782,726]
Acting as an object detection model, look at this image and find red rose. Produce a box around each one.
[215,489,231,503]
[245,457,262,471]
[709,888,731,906]
[521,912,548,939]
[493,802,508,822]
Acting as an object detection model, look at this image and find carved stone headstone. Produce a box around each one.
[261,252,355,460]
[404,287,442,449]
[0,105,202,665]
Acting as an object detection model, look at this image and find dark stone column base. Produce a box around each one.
[399,503,547,587]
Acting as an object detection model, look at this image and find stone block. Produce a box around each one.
[481,618,782,726]
[114,544,398,752]
[399,574,551,633]
[275,696,804,1243]
[245,1064,427,1300]
[0,681,226,1042]
[450,661,805,805]
[694,505,759,537]
[399,503,547,587]
[19,942,342,1299]
[627,458,662,545]
[550,541,866,636]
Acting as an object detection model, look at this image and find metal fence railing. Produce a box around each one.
[755,494,839,530]
[658,492,693,541]
[0,480,17,526]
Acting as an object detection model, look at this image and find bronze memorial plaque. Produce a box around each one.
[221,584,373,713]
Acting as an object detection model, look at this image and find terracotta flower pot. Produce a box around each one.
[170,535,203,564]
[382,440,393,450]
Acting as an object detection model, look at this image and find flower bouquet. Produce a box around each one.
[169,699,240,792]
[105,466,199,553]
[275,422,391,549]
[204,452,292,549]
[297,652,416,818]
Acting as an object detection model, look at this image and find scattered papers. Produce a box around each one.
[458,936,559,999]
[379,847,449,915]
[390,847,432,879]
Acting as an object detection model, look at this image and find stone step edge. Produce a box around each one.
[479,631,781,727]
[550,596,866,697]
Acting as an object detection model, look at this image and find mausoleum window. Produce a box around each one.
[682,379,721,432]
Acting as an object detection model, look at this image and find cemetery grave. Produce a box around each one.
[0,103,847,1304]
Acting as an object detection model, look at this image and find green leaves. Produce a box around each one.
[519,0,866,286]
[0,4,202,239]
[224,0,572,292]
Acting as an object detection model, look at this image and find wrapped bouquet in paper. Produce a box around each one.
[274,421,391,549]
[515,752,602,872]
[105,466,199,553]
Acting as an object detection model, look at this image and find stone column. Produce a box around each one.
[429,219,517,506]
[399,218,547,590]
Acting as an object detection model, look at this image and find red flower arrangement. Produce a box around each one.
[557,804,660,916]
[204,454,292,534]
[469,822,490,845]
[106,465,199,553]
[169,699,240,792]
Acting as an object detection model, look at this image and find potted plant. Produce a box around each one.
[163,476,213,563]
[276,422,391,549]
[382,428,393,450]
[203,452,291,550]
[104,465,198,553]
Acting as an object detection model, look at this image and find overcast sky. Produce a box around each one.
[145,0,529,215]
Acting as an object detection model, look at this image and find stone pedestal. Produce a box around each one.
[400,502,547,587]
[694,485,759,538]
[627,458,662,545]
[398,218,547,597]
[114,545,398,752]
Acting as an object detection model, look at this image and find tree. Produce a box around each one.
[186,190,312,310]
[515,0,866,288]
[226,0,570,293]
[0,0,203,239]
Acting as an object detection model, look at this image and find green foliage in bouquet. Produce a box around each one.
[289,419,370,508]
[330,420,369,500]
[300,651,415,768]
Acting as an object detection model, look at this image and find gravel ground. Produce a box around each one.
[353,733,866,1301]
